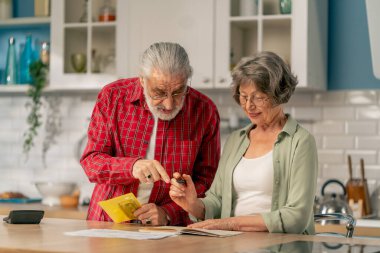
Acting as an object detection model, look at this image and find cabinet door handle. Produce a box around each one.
[219,78,226,83]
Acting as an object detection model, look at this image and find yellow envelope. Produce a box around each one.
[98,193,141,223]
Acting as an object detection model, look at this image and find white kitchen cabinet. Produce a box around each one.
[48,0,326,91]
[221,0,328,90]
[50,0,128,89]
[124,0,221,89]
[123,0,327,90]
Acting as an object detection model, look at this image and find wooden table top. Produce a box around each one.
[1,216,380,253]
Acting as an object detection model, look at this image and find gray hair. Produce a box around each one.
[231,51,298,105]
[140,42,193,80]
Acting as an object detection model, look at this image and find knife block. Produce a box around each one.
[346,178,372,216]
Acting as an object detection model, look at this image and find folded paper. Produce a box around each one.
[98,193,141,223]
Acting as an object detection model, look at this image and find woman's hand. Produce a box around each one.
[169,172,198,213]
[188,217,240,231]
[188,216,268,232]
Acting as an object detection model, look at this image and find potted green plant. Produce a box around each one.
[23,60,48,157]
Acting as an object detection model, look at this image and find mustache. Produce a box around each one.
[155,105,166,110]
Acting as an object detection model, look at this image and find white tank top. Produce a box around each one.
[232,150,274,216]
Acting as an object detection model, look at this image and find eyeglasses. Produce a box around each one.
[146,79,191,101]
[149,86,189,101]
[234,94,269,107]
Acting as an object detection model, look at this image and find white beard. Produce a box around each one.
[143,84,185,121]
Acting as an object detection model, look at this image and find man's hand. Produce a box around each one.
[133,203,168,225]
[132,159,170,183]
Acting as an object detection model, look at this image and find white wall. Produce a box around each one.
[0,89,379,215]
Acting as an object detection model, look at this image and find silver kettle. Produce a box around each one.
[317,179,352,224]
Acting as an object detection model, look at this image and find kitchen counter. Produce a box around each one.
[1,216,380,253]
[0,203,88,219]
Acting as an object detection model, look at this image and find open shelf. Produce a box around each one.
[0,17,50,27]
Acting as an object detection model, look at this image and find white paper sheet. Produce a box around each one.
[64,229,177,240]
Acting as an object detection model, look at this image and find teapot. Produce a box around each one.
[317,179,352,224]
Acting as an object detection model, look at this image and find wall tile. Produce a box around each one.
[0,118,13,130]
[0,154,19,168]
[18,182,41,198]
[318,150,345,164]
[356,106,380,120]
[11,97,28,107]
[68,104,94,119]
[313,121,345,135]
[314,91,345,106]
[0,181,18,192]
[78,182,95,202]
[202,89,236,107]
[0,97,12,106]
[293,107,322,121]
[11,118,28,132]
[320,164,347,182]
[68,131,87,143]
[364,166,380,180]
[287,92,313,106]
[357,136,380,149]
[33,168,61,182]
[283,106,292,115]
[346,121,377,135]
[323,107,355,120]
[300,122,314,135]
[346,90,377,105]
[323,136,355,149]
[58,166,88,183]
[0,131,20,142]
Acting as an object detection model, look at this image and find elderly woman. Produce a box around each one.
[169,51,318,234]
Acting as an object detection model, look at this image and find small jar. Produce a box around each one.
[40,41,50,65]
[98,0,116,22]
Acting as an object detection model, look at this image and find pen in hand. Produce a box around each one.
[176,176,186,185]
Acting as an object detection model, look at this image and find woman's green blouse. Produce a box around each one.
[201,115,318,234]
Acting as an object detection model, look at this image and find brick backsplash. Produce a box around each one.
[1,88,380,215]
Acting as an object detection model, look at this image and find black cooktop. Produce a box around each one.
[259,240,380,253]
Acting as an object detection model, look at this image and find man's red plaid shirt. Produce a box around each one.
[80,78,220,225]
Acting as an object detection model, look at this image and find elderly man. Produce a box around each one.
[81,42,220,226]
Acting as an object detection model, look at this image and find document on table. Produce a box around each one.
[64,229,177,240]
[139,226,242,237]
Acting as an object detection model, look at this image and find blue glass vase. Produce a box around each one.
[20,34,35,84]
[5,37,18,85]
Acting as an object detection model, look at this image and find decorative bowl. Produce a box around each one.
[35,182,77,206]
